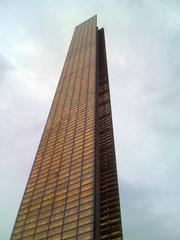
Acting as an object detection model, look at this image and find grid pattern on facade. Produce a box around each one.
[11,16,97,240]
[97,29,123,240]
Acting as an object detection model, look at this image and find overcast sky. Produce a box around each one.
[1,0,180,239]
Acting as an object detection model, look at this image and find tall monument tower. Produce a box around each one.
[11,15,123,240]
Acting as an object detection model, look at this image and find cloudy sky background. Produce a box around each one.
[1,0,180,239]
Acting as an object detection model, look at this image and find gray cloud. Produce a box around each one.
[0,54,13,80]
[121,180,180,240]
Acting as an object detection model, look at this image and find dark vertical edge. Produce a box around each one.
[99,28,124,239]
[94,26,100,239]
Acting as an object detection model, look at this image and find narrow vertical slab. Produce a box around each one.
[11,15,97,240]
[11,15,124,240]
[97,28,123,239]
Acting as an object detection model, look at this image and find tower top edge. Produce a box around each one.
[75,15,97,29]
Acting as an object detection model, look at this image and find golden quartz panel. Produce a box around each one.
[11,16,97,240]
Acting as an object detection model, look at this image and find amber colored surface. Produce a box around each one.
[11,16,97,240]
[11,15,123,240]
